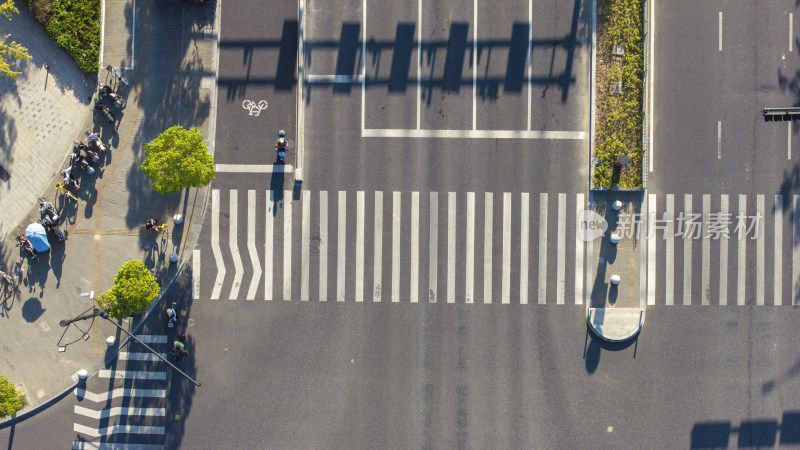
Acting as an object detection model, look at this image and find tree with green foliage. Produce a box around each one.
[0,1,32,80]
[0,375,25,418]
[142,126,216,196]
[97,260,161,320]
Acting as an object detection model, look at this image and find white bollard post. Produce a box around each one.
[173,214,184,224]
[610,233,620,244]
[106,336,116,347]
[77,369,88,380]
[610,274,621,285]
[612,200,623,211]
[169,253,179,263]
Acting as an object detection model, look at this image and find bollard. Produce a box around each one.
[169,253,179,263]
[106,336,116,347]
[612,200,623,211]
[610,233,620,244]
[77,369,88,380]
[610,274,621,285]
[173,214,184,224]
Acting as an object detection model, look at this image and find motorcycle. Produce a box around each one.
[98,83,124,108]
[38,199,59,223]
[71,153,95,176]
[86,131,107,152]
[94,98,115,124]
[274,130,289,164]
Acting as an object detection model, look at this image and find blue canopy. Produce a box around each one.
[25,223,51,252]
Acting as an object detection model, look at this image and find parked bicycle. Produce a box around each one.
[55,182,78,202]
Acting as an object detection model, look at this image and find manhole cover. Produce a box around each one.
[310,237,323,253]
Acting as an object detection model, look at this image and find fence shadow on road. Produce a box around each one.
[691,410,800,449]
[583,326,637,374]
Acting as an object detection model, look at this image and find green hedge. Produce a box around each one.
[593,0,644,189]
[23,0,100,74]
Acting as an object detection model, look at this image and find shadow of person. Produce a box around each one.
[21,297,45,322]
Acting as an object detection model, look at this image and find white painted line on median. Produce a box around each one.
[719,11,723,52]
[484,193,494,303]
[319,191,328,301]
[717,121,722,159]
[417,0,422,130]
[192,249,200,300]
[307,74,364,83]
[73,423,164,438]
[73,442,164,450]
[410,192,419,303]
[98,370,166,380]
[473,0,478,131]
[789,122,792,160]
[429,192,438,302]
[301,190,311,301]
[74,388,164,403]
[74,405,165,420]
[775,195,783,306]
[265,191,275,300]
[574,193,584,305]
[247,190,261,300]
[215,164,294,173]
[556,193,566,304]
[229,190,243,300]
[795,195,800,305]
[465,192,475,303]
[502,193,511,304]
[448,192,457,303]
[520,193,530,304]
[648,194,657,306]
[361,0,366,133]
[791,13,794,52]
[683,194,692,305]
[757,195,765,305]
[337,191,346,302]
[538,193,548,304]
[738,195,746,305]
[361,129,585,140]
[373,191,383,302]
[720,194,729,305]
[356,191,365,302]
[392,191,401,302]
[527,0,533,131]
[665,194,674,305]
[701,194,710,306]
[117,352,166,362]
[210,190,224,300]
[284,190,293,301]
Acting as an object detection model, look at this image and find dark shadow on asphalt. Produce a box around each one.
[690,411,800,449]
[583,326,637,374]
[20,297,45,323]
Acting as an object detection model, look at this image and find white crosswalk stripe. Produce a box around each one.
[198,191,799,306]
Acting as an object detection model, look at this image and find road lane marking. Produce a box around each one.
[338,191,346,301]
[229,190,243,300]
[214,164,294,173]
[791,13,794,52]
[717,121,722,159]
[192,249,200,300]
[473,0,478,131]
[392,191,401,302]
[361,0,366,132]
[648,194,657,305]
[738,195,746,305]
[73,423,165,438]
[417,0,422,130]
[118,352,167,362]
[210,190,224,300]
[265,191,275,300]
[527,0,533,131]
[449,192,457,303]
[99,370,166,380]
[74,388,165,403]
[74,406,165,420]
[374,192,383,302]
[557,193,566,304]
[665,194,674,305]
[775,195,783,305]
[539,193,548,304]
[247,190,262,300]
[284,190,292,301]
[361,129,585,139]
[719,11,723,51]
[701,195,710,305]
[301,190,311,301]
[683,194,692,305]
[757,195,765,305]
[484,193,494,303]
[520,193,529,304]
[794,195,800,305]
[640,194,648,309]
[502,193,511,304]
[356,191,365,302]
[789,122,792,160]
[574,193,584,305]
[410,192,419,303]
[466,192,475,303]
[429,192,438,302]
[319,191,328,301]
[720,195,729,305]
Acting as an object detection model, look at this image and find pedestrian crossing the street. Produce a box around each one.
[197,190,800,306]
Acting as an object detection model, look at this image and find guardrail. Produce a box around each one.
[762,107,800,117]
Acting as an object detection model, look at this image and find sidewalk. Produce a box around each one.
[0,0,219,412]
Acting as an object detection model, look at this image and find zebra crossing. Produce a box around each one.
[197,189,800,306]
[72,335,168,449]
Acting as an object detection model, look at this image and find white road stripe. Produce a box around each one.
[665,194,674,305]
[640,194,649,309]
[374,192,383,302]
[465,192,475,303]
[472,0,477,131]
[265,191,275,301]
[73,423,165,438]
[74,388,165,403]
[683,194,692,305]
[410,192,419,303]
[246,190,261,300]
[192,249,200,300]
[301,190,311,301]
[719,11,723,52]
[338,191,347,302]
[791,13,794,52]
[756,195,765,306]
[132,335,168,344]
[738,195,746,306]
[361,129,585,140]
[229,190,243,299]
[789,122,793,160]
[392,191,401,302]
[775,195,783,306]
[527,0,533,131]
[574,193,584,305]
[117,352,166,362]
[74,405,165,420]
[429,192,438,302]
[794,195,800,306]
[539,193,548,304]
[284,190,293,301]
[417,0,422,130]
[484,193,494,304]
[556,193,566,304]
[306,74,363,83]
[319,191,328,301]
[98,370,166,380]
[718,121,722,159]
[215,164,293,173]
[648,194,657,306]
[520,193,529,304]
[448,192,457,303]
[585,230,593,307]
[502,193,511,304]
[356,191,365,302]
[210,190,224,300]
[720,194,729,305]
[701,194,710,306]
[73,442,164,450]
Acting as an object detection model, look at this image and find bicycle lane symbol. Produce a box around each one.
[242,100,268,116]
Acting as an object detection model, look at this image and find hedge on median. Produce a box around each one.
[22,0,100,74]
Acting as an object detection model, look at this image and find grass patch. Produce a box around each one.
[593,0,644,189]
[21,0,100,74]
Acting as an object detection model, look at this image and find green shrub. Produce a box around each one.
[21,0,100,73]
[0,375,24,418]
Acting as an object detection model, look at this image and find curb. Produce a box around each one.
[587,308,644,342]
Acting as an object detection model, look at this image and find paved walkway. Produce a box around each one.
[0,0,218,413]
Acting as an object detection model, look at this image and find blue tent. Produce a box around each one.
[25,223,51,253]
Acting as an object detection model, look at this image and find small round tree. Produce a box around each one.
[97,260,161,320]
[0,375,24,418]
[141,125,215,195]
